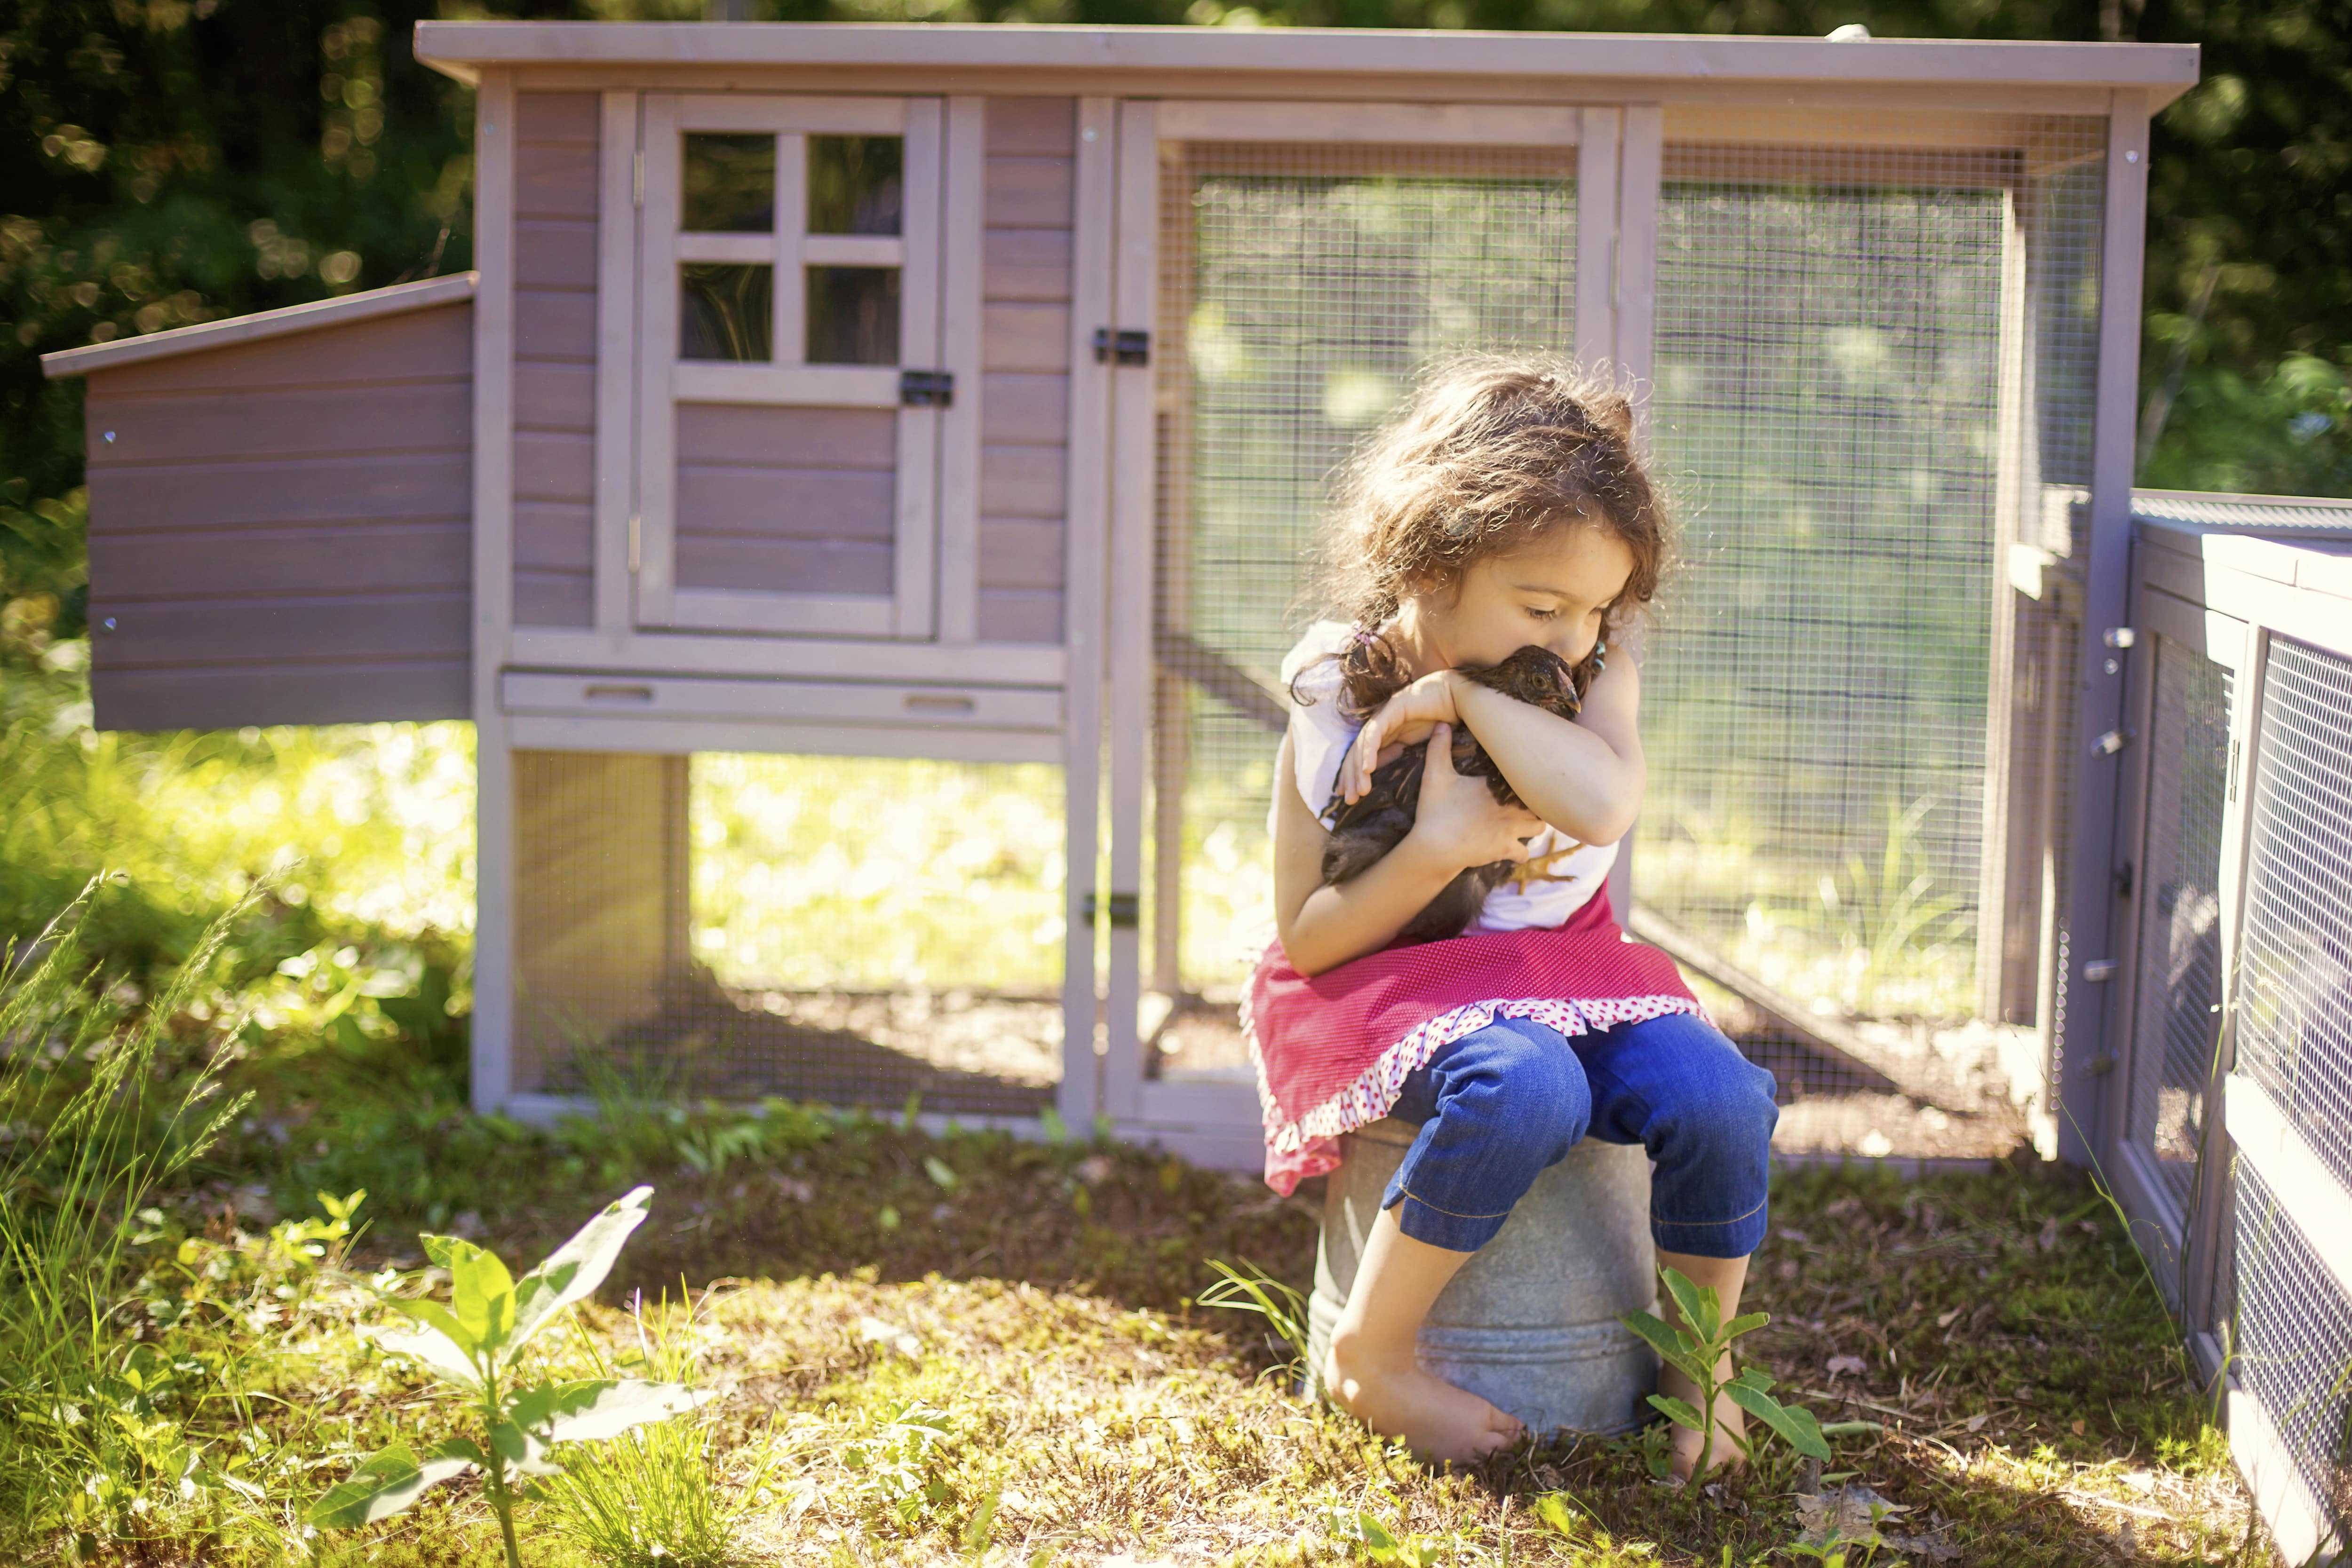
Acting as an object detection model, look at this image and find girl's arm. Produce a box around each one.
[1273,722,1543,977]
[1336,654,1646,847]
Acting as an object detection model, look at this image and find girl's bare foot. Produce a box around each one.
[1323,1332,1523,1463]
[1660,1362,1748,1481]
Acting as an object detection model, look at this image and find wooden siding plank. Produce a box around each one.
[516,144,599,218]
[986,96,1076,156]
[86,452,469,527]
[91,591,471,664]
[516,90,600,144]
[515,289,597,359]
[977,518,1064,589]
[675,536,894,595]
[985,155,1076,228]
[979,443,1066,517]
[675,464,896,538]
[939,93,990,645]
[514,570,595,627]
[982,302,1071,372]
[83,304,473,395]
[86,382,469,466]
[89,521,469,599]
[983,227,1073,303]
[514,361,596,430]
[516,219,600,290]
[674,402,895,466]
[92,660,470,732]
[515,431,595,503]
[979,372,1067,443]
[978,588,1063,644]
[514,502,594,570]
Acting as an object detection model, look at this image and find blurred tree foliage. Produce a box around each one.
[0,0,2345,654]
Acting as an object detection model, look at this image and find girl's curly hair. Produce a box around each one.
[1299,355,1672,718]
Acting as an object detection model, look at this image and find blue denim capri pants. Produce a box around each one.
[1381,1010,1778,1258]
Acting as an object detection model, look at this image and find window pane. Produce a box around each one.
[806,267,899,364]
[681,263,772,361]
[683,134,776,233]
[808,136,903,236]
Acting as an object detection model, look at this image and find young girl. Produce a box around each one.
[1245,358,1778,1474]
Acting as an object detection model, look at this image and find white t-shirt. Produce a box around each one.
[1270,620,1619,933]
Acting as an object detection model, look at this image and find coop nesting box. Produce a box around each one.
[43,21,2197,1173]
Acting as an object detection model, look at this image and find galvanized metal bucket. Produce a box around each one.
[1304,1118,1659,1437]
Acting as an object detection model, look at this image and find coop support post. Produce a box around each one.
[2053,92,2151,1167]
[1608,106,1661,922]
[1060,96,1120,1136]
[470,70,520,1117]
[1101,99,1160,1124]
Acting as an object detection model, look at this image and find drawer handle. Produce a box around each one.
[904,693,976,715]
[584,683,655,704]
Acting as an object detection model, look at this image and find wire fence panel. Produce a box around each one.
[2230,1160,2352,1547]
[1641,117,2106,1042]
[512,749,1065,1115]
[2123,636,2233,1231]
[1150,142,1578,1021]
[2235,636,2352,1200]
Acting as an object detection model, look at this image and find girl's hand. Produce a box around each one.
[1341,672,1462,803]
[1404,723,1544,871]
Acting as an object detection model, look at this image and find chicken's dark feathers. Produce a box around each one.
[1319,644,1588,947]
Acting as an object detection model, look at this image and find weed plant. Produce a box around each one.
[545,1291,777,1568]
[0,879,259,1545]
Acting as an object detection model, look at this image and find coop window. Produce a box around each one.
[807,135,904,236]
[679,262,773,362]
[682,133,776,233]
[804,266,901,364]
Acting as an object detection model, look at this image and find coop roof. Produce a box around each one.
[413,21,2197,107]
[2132,488,2352,538]
[40,272,477,380]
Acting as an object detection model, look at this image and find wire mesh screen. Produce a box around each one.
[1637,114,2107,1142]
[2122,635,2233,1231]
[2230,1160,2352,1543]
[512,749,1064,1115]
[1144,140,1578,1073]
[2235,636,2352,1197]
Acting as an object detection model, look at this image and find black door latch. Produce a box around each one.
[899,370,954,406]
[1092,328,1150,366]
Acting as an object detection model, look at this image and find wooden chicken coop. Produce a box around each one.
[44,22,2197,1178]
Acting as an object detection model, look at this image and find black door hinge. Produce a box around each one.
[900,370,954,406]
[1083,892,1140,929]
[2114,861,2134,899]
[1092,328,1150,366]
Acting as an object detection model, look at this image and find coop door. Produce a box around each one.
[1097,101,1605,1136]
[635,95,952,639]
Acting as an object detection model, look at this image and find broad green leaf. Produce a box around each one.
[426,1436,491,1467]
[488,1417,558,1477]
[366,1323,483,1389]
[508,1186,655,1357]
[1646,1393,1706,1432]
[1660,1268,1722,1345]
[1727,1383,1833,1462]
[1532,1492,1584,1539]
[1619,1309,1706,1379]
[1731,1366,1775,1393]
[1722,1311,1771,1342]
[377,1292,480,1357]
[305,1445,476,1528]
[443,1240,517,1351]
[541,1378,710,1444]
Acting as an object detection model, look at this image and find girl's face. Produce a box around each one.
[1398,520,1635,674]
